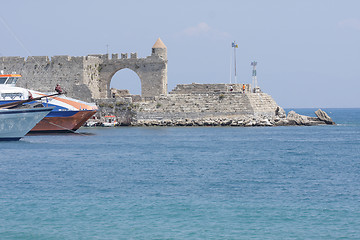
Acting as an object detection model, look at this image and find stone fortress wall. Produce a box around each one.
[133,82,278,121]
[135,91,279,121]
[0,55,98,102]
[94,81,280,125]
[1,38,284,125]
[170,83,251,94]
[0,38,168,102]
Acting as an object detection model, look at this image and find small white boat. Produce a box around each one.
[102,115,118,127]
[0,107,53,141]
[102,122,118,127]
[85,121,99,127]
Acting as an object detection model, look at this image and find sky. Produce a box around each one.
[1,0,359,108]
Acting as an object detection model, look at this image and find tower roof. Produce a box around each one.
[152,38,167,49]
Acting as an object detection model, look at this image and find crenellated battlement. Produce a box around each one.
[0,56,25,63]
[26,56,50,63]
[0,55,88,65]
[0,38,168,101]
[170,83,252,94]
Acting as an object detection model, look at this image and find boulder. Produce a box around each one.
[259,118,273,126]
[274,119,290,126]
[245,120,256,127]
[275,106,286,118]
[286,111,312,126]
[230,121,239,126]
[306,117,326,125]
[315,109,335,125]
[176,120,186,126]
[204,120,214,126]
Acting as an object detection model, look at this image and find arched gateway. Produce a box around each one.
[99,38,168,99]
[0,38,168,101]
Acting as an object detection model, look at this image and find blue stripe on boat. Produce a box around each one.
[0,137,21,141]
[46,110,80,117]
[0,108,53,114]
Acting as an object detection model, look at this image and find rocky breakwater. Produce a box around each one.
[132,108,335,127]
[285,109,335,126]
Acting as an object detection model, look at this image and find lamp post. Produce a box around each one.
[251,61,257,93]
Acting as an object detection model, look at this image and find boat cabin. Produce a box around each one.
[0,74,21,86]
[102,115,118,127]
[0,73,29,101]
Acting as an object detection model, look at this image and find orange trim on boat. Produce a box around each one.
[0,74,22,77]
[36,92,95,110]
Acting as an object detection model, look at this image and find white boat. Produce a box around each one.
[102,115,118,127]
[0,107,53,141]
[85,121,99,127]
[0,73,98,133]
[102,122,118,127]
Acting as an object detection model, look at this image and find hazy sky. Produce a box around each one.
[1,0,359,108]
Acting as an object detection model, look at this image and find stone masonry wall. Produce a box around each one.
[98,54,167,99]
[135,92,279,121]
[82,56,103,100]
[90,91,280,125]
[0,55,94,102]
[170,83,251,94]
[95,98,135,125]
[0,49,167,102]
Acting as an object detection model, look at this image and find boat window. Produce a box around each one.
[6,77,18,84]
[1,92,23,99]
[0,77,7,84]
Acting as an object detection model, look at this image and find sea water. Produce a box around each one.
[0,108,359,239]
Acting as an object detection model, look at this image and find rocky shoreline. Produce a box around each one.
[133,109,334,127]
[86,108,335,127]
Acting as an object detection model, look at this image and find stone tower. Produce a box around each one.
[148,37,167,96]
[152,38,167,60]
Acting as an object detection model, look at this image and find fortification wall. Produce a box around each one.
[98,54,167,99]
[83,56,103,99]
[1,39,281,126]
[94,98,135,125]
[135,92,279,121]
[0,47,167,102]
[0,55,93,101]
[170,83,251,94]
[89,91,280,125]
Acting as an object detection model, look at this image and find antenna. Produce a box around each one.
[251,61,257,93]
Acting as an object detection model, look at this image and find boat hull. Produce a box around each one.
[0,108,53,140]
[29,110,96,133]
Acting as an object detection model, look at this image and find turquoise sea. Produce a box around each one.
[1,108,359,239]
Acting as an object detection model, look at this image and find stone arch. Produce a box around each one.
[110,68,142,95]
[98,55,167,99]
[96,38,168,99]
